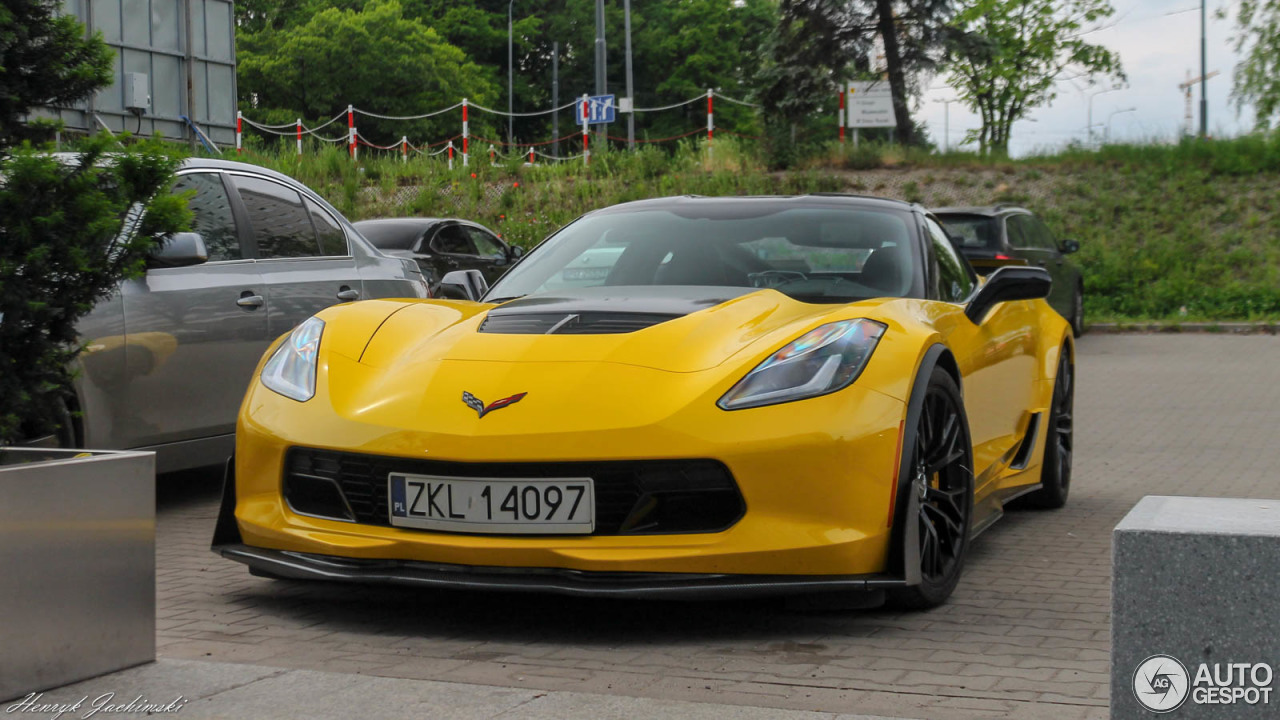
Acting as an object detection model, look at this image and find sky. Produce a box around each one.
[915,0,1254,156]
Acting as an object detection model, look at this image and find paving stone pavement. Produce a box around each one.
[150,334,1280,720]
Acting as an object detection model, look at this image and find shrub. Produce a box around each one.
[0,136,188,445]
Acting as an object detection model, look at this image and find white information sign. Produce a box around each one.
[846,81,897,128]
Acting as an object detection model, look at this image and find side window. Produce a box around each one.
[432,225,476,255]
[468,227,504,257]
[230,175,319,259]
[305,197,348,256]
[926,217,975,302]
[1029,216,1058,251]
[170,172,241,261]
[1006,215,1034,250]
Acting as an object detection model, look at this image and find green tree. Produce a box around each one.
[0,5,189,446]
[1228,1,1280,129]
[0,0,112,144]
[237,0,498,144]
[946,0,1123,155]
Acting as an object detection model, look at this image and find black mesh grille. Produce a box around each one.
[284,448,744,535]
[479,312,679,335]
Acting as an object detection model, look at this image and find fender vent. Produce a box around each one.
[1010,412,1041,470]
[479,312,679,335]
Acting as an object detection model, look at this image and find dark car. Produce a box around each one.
[353,218,523,294]
[934,206,1084,336]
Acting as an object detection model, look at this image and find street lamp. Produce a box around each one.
[1105,107,1137,144]
[508,0,516,144]
[1087,84,1124,146]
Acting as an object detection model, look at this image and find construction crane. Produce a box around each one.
[1179,69,1218,136]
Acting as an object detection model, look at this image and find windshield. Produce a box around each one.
[935,214,999,250]
[486,205,921,304]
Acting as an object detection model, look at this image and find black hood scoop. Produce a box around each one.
[479,286,753,335]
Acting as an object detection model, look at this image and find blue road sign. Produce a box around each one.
[584,94,616,124]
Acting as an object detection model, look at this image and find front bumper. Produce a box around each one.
[215,542,904,599]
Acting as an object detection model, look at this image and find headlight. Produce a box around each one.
[718,319,886,410]
[261,316,324,402]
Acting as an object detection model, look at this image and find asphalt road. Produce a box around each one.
[153,334,1280,720]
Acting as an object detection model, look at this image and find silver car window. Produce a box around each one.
[171,172,241,261]
[231,175,321,259]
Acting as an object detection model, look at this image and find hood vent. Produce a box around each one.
[480,311,679,335]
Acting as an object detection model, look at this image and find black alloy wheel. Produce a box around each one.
[1024,349,1073,509]
[890,367,974,610]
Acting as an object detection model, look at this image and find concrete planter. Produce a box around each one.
[0,448,155,702]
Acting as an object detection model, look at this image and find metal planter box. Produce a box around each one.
[0,448,155,702]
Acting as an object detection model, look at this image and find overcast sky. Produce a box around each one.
[915,0,1253,156]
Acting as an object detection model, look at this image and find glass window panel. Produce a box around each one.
[151,0,179,51]
[432,226,475,255]
[305,198,349,256]
[92,0,122,44]
[205,0,232,61]
[152,55,180,118]
[926,217,975,302]
[122,0,149,46]
[207,64,234,125]
[468,228,504,257]
[231,176,319,259]
[171,173,241,261]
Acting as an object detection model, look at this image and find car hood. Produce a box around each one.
[348,286,884,374]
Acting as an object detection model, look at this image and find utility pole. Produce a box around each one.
[939,98,956,153]
[1200,0,1208,138]
[184,0,196,151]
[552,42,560,158]
[624,0,634,149]
[594,0,606,143]
[508,1,516,144]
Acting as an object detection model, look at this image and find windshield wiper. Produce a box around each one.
[486,295,526,304]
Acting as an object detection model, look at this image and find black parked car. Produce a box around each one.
[353,218,523,294]
[934,206,1084,337]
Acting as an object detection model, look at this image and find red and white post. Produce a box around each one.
[706,88,714,159]
[461,99,469,167]
[401,136,408,164]
[347,105,356,161]
[447,140,454,170]
[581,94,590,166]
[296,118,302,155]
[489,144,495,165]
[235,111,242,154]
[529,146,535,164]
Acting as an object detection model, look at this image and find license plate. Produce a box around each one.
[388,474,595,534]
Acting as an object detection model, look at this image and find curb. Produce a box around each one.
[1087,322,1279,335]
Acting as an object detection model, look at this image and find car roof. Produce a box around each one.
[352,218,447,227]
[592,194,919,216]
[932,205,1028,216]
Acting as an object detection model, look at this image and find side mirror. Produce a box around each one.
[1061,239,1080,254]
[508,245,525,260]
[965,266,1052,324]
[149,232,208,268]
[438,269,489,302]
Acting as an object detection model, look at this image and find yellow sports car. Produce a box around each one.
[213,195,1073,609]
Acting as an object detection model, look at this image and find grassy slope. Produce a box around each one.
[234,134,1280,322]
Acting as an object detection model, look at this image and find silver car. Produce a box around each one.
[69,158,428,472]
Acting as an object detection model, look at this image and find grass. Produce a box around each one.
[222,132,1280,322]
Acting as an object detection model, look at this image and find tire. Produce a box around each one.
[1022,349,1074,509]
[888,367,975,610]
[1070,286,1085,338]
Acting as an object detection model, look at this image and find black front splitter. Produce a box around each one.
[214,543,905,601]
